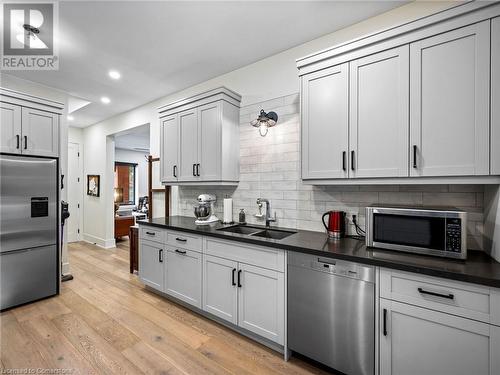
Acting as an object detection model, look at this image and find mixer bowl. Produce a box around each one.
[194,204,211,219]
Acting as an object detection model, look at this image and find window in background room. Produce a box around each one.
[114,162,137,205]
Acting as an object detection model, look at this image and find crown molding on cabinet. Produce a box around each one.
[296,1,500,75]
[0,87,64,114]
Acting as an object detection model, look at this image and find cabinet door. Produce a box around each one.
[165,247,202,308]
[139,241,164,291]
[21,107,59,157]
[0,102,22,154]
[178,109,198,181]
[350,46,409,177]
[301,64,349,180]
[160,115,179,182]
[409,21,490,177]
[202,255,238,325]
[237,263,284,344]
[198,102,221,181]
[492,17,500,175]
[380,299,494,375]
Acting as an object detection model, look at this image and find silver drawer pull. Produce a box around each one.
[145,231,155,236]
[175,237,187,242]
[175,249,187,255]
[418,287,454,300]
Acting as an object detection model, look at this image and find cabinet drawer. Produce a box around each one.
[204,238,284,272]
[140,227,165,244]
[165,246,202,308]
[380,268,492,323]
[166,230,202,252]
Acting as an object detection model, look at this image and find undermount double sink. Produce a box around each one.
[217,224,296,240]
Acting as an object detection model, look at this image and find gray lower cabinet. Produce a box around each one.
[409,21,490,177]
[379,299,499,375]
[165,247,202,308]
[139,240,164,291]
[202,253,285,345]
[237,263,284,344]
[492,16,500,175]
[202,254,238,324]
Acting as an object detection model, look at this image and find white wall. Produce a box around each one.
[115,148,149,200]
[0,73,72,273]
[81,1,458,247]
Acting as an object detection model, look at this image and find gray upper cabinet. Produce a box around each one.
[409,21,490,177]
[0,99,59,158]
[297,4,500,184]
[160,115,178,183]
[21,107,59,158]
[492,17,500,175]
[198,102,220,181]
[301,64,349,180]
[159,87,241,185]
[0,102,22,154]
[349,46,409,178]
[178,109,198,182]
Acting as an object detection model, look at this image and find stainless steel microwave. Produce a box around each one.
[365,206,467,260]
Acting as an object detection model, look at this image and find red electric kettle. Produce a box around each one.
[322,211,346,239]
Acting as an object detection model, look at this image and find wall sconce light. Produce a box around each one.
[250,109,278,137]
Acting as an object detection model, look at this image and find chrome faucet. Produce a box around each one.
[256,198,276,228]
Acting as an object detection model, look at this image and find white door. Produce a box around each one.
[165,247,202,308]
[0,103,22,154]
[492,17,500,175]
[67,142,82,242]
[139,241,164,291]
[409,21,490,176]
[198,102,220,181]
[178,109,199,181]
[301,63,349,180]
[21,107,59,157]
[380,299,495,375]
[202,255,238,325]
[237,263,284,345]
[350,46,409,178]
[160,115,178,182]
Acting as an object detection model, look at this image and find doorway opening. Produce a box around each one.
[112,124,150,248]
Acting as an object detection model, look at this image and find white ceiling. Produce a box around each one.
[6,1,406,128]
[114,124,150,152]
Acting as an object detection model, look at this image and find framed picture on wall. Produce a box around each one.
[87,175,100,197]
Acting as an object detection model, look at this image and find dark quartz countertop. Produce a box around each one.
[138,216,500,288]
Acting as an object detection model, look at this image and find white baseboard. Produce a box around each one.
[83,233,116,249]
[62,261,70,275]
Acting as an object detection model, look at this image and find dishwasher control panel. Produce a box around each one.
[288,252,375,283]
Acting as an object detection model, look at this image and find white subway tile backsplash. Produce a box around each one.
[177,93,488,251]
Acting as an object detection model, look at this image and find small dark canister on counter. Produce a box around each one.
[239,209,246,224]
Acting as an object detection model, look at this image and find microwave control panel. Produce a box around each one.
[445,218,462,252]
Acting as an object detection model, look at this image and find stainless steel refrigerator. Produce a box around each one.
[0,154,59,310]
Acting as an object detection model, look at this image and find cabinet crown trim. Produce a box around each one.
[158,86,242,115]
[1,87,64,114]
[296,1,497,71]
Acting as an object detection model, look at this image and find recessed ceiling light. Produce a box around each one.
[67,115,74,121]
[108,70,121,80]
[101,96,111,104]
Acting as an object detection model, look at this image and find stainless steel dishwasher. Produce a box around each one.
[288,252,375,375]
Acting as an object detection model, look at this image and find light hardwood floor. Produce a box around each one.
[1,241,330,375]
